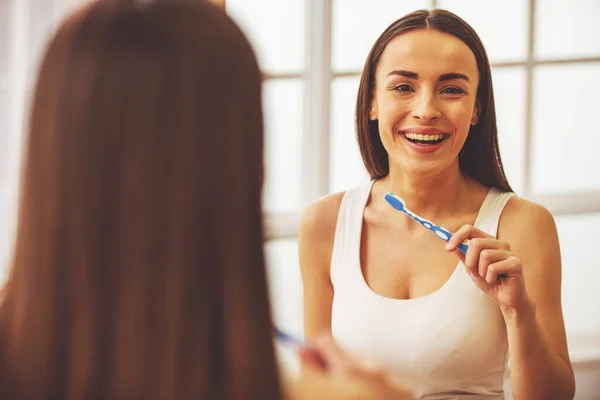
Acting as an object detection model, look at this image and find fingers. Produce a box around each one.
[461,246,522,290]
[445,224,513,282]
[484,257,521,284]
[298,346,329,372]
[445,224,492,251]
[477,249,509,282]
[308,335,360,375]
[466,247,512,283]
[468,248,510,277]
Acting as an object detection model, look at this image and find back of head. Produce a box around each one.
[0,0,279,398]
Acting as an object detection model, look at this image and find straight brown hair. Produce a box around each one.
[0,0,280,398]
[356,9,512,192]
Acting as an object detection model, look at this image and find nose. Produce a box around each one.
[412,91,441,122]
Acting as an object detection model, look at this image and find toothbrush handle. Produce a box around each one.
[274,327,329,370]
[274,327,304,347]
[457,242,469,255]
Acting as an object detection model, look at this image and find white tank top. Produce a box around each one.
[331,180,516,399]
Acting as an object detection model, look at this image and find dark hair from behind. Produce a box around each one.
[0,0,280,399]
[355,8,512,192]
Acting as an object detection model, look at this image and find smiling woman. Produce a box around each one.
[300,8,575,400]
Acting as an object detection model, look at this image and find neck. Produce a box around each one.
[381,162,470,220]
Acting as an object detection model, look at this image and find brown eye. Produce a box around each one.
[393,84,414,92]
[441,86,465,94]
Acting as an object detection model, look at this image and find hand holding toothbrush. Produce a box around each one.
[445,224,529,312]
[276,329,415,400]
[385,193,528,311]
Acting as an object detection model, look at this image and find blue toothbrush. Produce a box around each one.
[274,327,329,369]
[274,327,305,349]
[384,193,469,255]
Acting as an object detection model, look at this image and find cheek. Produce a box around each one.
[379,96,410,125]
[377,105,403,148]
[378,100,409,147]
[445,102,475,133]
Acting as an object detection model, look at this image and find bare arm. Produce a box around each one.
[500,199,575,399]
[298,193,344,340]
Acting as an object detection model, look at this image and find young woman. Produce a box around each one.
[300,9,575,399]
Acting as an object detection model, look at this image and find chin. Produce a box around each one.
[396,158,456,178]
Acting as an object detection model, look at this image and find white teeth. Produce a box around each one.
[404,132,445,141]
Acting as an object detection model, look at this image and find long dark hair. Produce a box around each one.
[356,9,512,192]
[0,0,280,398]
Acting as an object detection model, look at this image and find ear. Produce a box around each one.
[470,101,480,126]
[369,98,379,121]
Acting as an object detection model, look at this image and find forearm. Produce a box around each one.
[503,298,575,400]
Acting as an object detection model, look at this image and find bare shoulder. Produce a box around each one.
[498,196,560,275]
[298,191,346,244]
[499,196,558,243]
[298,192,344,285]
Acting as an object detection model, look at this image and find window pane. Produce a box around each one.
[265,238,302,336]
[227,0,305,74]
[555,213,600,357]
[265,238,302,374]
[0,0,10,75]
[332,0,430,72]
[535,0,600,60]
[262,79,304,213]
[330,77,370,193]
[531,64,600,194]
[491,67,526,194]
[0,88,8,184]
[0,90,11,283]
[438,0,528,63]
[0,203,9,283]
[29,0,55,73]
[0,87,9,282]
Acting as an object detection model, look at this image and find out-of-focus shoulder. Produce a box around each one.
[298,192,346,241]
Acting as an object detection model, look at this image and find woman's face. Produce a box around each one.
[370,29,480,177]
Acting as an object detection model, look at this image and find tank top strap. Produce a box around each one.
[330,180,374,286]
[473,188,516,237]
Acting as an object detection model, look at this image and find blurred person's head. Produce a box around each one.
[356,9,511,191]
[0,0,278,398]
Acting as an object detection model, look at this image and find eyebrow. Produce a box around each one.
[387,70,470,82]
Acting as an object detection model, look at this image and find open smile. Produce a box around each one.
[400,131,450,146]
